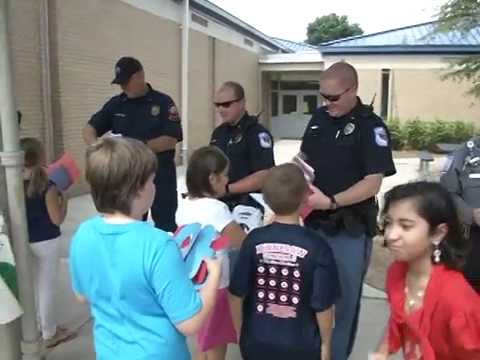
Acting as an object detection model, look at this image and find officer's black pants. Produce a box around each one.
[147,176,177,232]
[465,225,480,293]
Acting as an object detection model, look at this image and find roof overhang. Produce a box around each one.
[190,0,289,53]
[259,52,324,72]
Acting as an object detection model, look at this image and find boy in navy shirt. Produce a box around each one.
[229,163,339,360]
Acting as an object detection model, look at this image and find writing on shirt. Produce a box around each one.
[254,243,308,319]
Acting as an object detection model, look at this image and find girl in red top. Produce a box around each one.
[371,181,480,360]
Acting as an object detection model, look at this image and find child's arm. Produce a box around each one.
[229,293,243,338]
[222,221,247,249]
[46,185,68,225]
[175,257,222,336]
[316,306,334,360]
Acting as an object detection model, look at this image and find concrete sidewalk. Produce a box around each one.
[46,140,444,359]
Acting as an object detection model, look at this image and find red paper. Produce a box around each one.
[48,153,81,185]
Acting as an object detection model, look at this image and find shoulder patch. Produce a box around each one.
[373,127,388,147]
[168,106,180,122]
[258,132,272,149]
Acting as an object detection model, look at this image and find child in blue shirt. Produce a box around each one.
[70,137,221,359]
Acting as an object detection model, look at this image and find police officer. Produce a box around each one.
[301,62,396,360]
[210,81,275,212]
[83,57,182,232]
[440,138,480,293]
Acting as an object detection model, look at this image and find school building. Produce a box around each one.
[5,0,480,194]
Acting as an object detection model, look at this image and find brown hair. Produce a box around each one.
[85,137,157,215]
[263,163,308,215]
[20,137,48,198]
[219,81,245,100]
[186,146,229,198]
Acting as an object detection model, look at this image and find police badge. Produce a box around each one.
[151,105,160,116]
[344,122,355,135]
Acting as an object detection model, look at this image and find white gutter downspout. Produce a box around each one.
[180,0,189,164]
[0,1,41,359]
[40,0,54,162]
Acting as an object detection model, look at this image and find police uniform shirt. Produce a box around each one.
[300,99,396,197]
[210,112,274,186]
[88,84,182,183]
[441,137,480,224]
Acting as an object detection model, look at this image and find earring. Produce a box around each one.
[433,242,442,263]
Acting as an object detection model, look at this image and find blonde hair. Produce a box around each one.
[20,138,48,198]
[85,137,157,215]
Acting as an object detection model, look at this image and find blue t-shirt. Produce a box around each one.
[70,216,202,360]
[229,222,340,360]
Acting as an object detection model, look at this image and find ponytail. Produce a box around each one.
[20,137,48,198]
[26,165,48,198]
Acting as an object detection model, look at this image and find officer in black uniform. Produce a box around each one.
[301,62,396,360]
[83,57,182,232]
[440,138,480,293]
[210,81,275,211]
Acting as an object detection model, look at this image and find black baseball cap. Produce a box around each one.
[111,57,143,85]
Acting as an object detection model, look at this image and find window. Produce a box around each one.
[282,95,297,114]
[303,95,317,115]
[244,38,254,47]
[381,69,390,119]
[279,81,319,91]
[191,13,208,27]
[271,92,279,117]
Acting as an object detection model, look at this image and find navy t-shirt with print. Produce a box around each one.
[229,222,340,359]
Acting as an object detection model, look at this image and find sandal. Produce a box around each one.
[44,327,77,348]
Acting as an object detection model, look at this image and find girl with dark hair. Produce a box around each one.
[20,138,75,348]
[176,146,246,360]
[371,181,480,360]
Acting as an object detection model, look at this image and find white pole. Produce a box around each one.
[0,1,42,359]
[181,0,190,164]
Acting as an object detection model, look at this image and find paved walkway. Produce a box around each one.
[45,140,445,359]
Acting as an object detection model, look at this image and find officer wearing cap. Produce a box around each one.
[301,62,396,360]
[210,81,275,211]
[440,138,480,293]
[83,56,182,232]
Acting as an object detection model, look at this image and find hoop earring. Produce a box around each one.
[433,242,442,263]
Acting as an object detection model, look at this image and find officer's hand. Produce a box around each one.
[307,184,331,210]
[473,208,480,226]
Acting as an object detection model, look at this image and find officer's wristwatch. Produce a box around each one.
[328,195,338,210]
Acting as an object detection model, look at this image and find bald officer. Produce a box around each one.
[301,62,396,360]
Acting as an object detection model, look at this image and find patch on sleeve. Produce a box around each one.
[258,132,272,149]
[442,155,454,173]
[168,105,180,122]
[373,127,388,147]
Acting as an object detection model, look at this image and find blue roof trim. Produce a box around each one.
[321,46,480,55]
[272,38,318,53]
[320,21,480,54]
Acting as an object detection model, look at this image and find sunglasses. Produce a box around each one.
[320,87,351,102]
[214,98,243,108]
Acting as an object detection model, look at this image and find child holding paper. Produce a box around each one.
[70,137,221,359]
[176,146,247,360]
[20,137,75,348]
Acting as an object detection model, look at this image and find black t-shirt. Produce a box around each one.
[88,84,182,184]
[300,99,396,197]
[210,113,275,185]
[229,222,339,359]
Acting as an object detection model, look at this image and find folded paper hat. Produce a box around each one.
[48,153,81,191]
[173,223,229,289]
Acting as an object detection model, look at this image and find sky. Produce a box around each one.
[208,0,446,42]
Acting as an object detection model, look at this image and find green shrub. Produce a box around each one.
[385,118,476,150]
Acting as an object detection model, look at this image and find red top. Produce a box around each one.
[386,261,480,360]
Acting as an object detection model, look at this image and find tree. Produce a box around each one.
[306,14,363,45]
[436,0,480,97]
